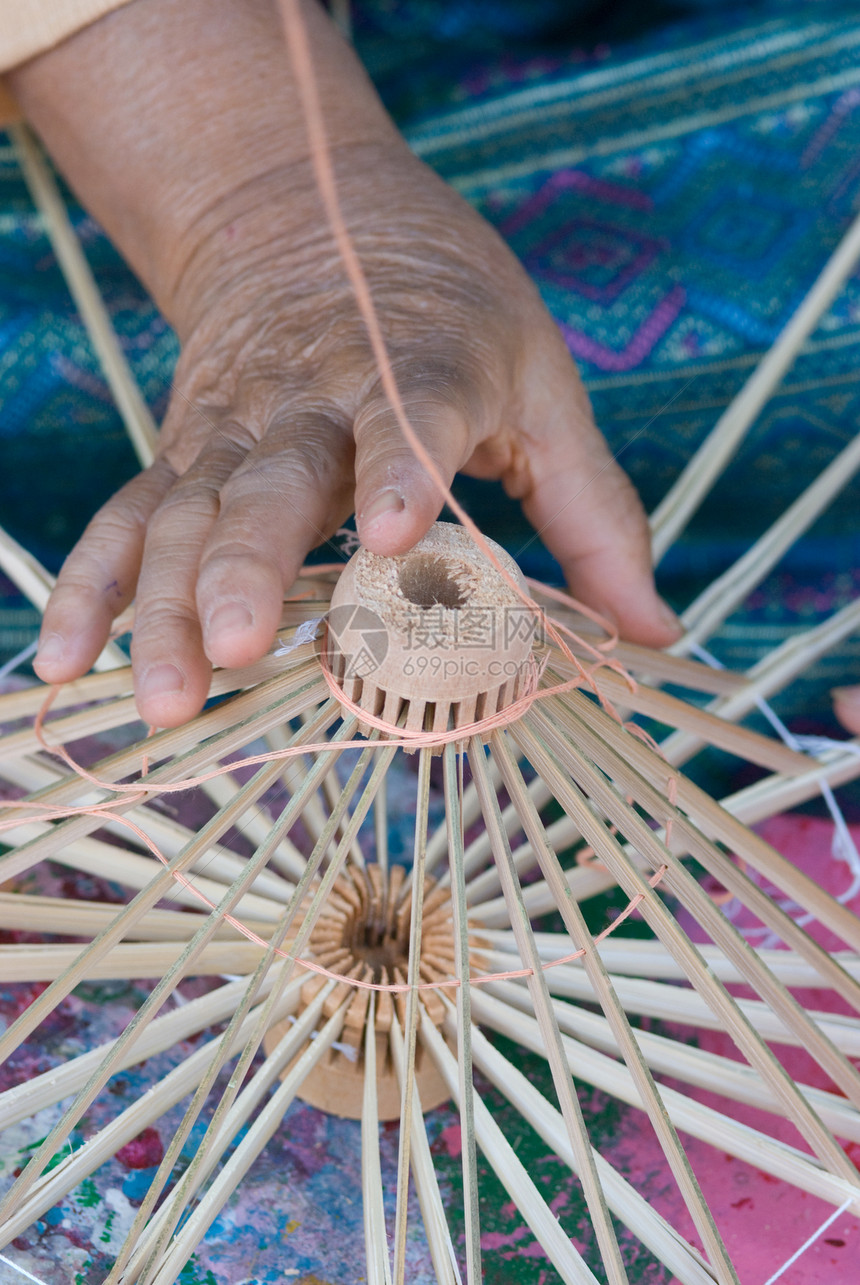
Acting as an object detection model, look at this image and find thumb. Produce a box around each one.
[517,354,680,649]
[833,688,860,735]
[352,372,475,556]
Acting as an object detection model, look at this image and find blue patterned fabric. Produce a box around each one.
[1,0,859,723]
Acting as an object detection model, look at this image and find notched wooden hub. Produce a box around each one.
[326,522,538,742]
[265,863,474,1120]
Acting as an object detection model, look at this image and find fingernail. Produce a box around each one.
[362,489,405,527]
[207,602,254,639]
[658,598,683,635]
[36,633,65,668]
[140,663,184,700]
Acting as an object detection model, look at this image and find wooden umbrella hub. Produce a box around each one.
[266,863,465,1120]
[326,522,538,738]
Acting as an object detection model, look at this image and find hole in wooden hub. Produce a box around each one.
[398,553,467,609]
[266,863,463,1120]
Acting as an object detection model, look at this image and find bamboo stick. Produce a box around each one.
[469,742,630,1285]
[363,995,393,1285]
[513,710,860,1183]
[389,1011,462,1285]
[393,748,432,1285]
[490,730,739,1284]
[0,973,311,1246]
[650,206,860,560]
[463,1012,720,1285]
[421,1006,602,1285]
[662,597,860,765]
[471,987,860,1212]
[673,429,860,650]
[490,974,860,1145]
[11,124,159,468]
[443,744,481,1282]
[146,1003,350,1284]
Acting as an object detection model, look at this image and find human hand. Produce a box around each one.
[13,0,679,728]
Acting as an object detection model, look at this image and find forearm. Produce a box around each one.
[8,0,400,327]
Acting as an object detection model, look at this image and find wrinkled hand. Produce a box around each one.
[14,0,678,727]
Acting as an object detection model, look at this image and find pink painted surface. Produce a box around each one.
[636,815,860,1283]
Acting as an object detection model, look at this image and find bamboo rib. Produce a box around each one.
[0,709,353,1228]
[0,524,126,670]
[485,933,860,988]
[533,696,860,1080]
[10,124,159,468]
[662,596,860,765]
[0,971,289,1131]
[393,748,432,1285]
[512,711,860,1185]
[470,987,860,1212]
[0,973,313,1246]
[363,995,394,1285]
[549,653,811,775]
[443,744,481,1283]
[490,730,739,1284]
[673,429,860,650]
[146,1003,350,1285]
[469,743,630,1285]
[545,685,860,971]
[109,736,394,1280]
[389,1011,462,1285]
[650,205,860,560]
[421,1007,602,1285]
[489,974,860,1144]
[462,1016,719,1285]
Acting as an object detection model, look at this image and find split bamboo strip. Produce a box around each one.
[662,597,860,765]
[546,684,860,970]
[122,982,340,1284]
[0,940,269,982]
[484,932,860,987]
[549,653,810,775]
[0,524,125,670]
[389,1011,462,1285]
[10,124,159,467]
[443,743,481,1282]
[104,731,386,1278]
[469,742,629,1285]
[0,707,351,1215]
[0,971,289,1130]
[650,205,860,560]
[0,974,313,1246]
[421,1007,602,1285]
[673,430,860,650]
[533,695,860,1079]
[490,956,860,1056]
[146,1003,350,1284]
[490,975,860,1144]
[471,987,860,1212]
[512,710,860,1183]
[363,995,393,1285]
[393,748,432,1285]
[463,1014,720,1285]
[490,730,739,1284]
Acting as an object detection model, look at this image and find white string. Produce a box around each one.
[0,1253,53,1285]
[273,616,325,657]
[686,640,860,930]
[0,637,38,685]
[762,1196,853,1284]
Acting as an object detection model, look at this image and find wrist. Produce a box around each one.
[9,0,400,321]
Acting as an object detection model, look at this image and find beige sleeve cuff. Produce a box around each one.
[0,0,136,74]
